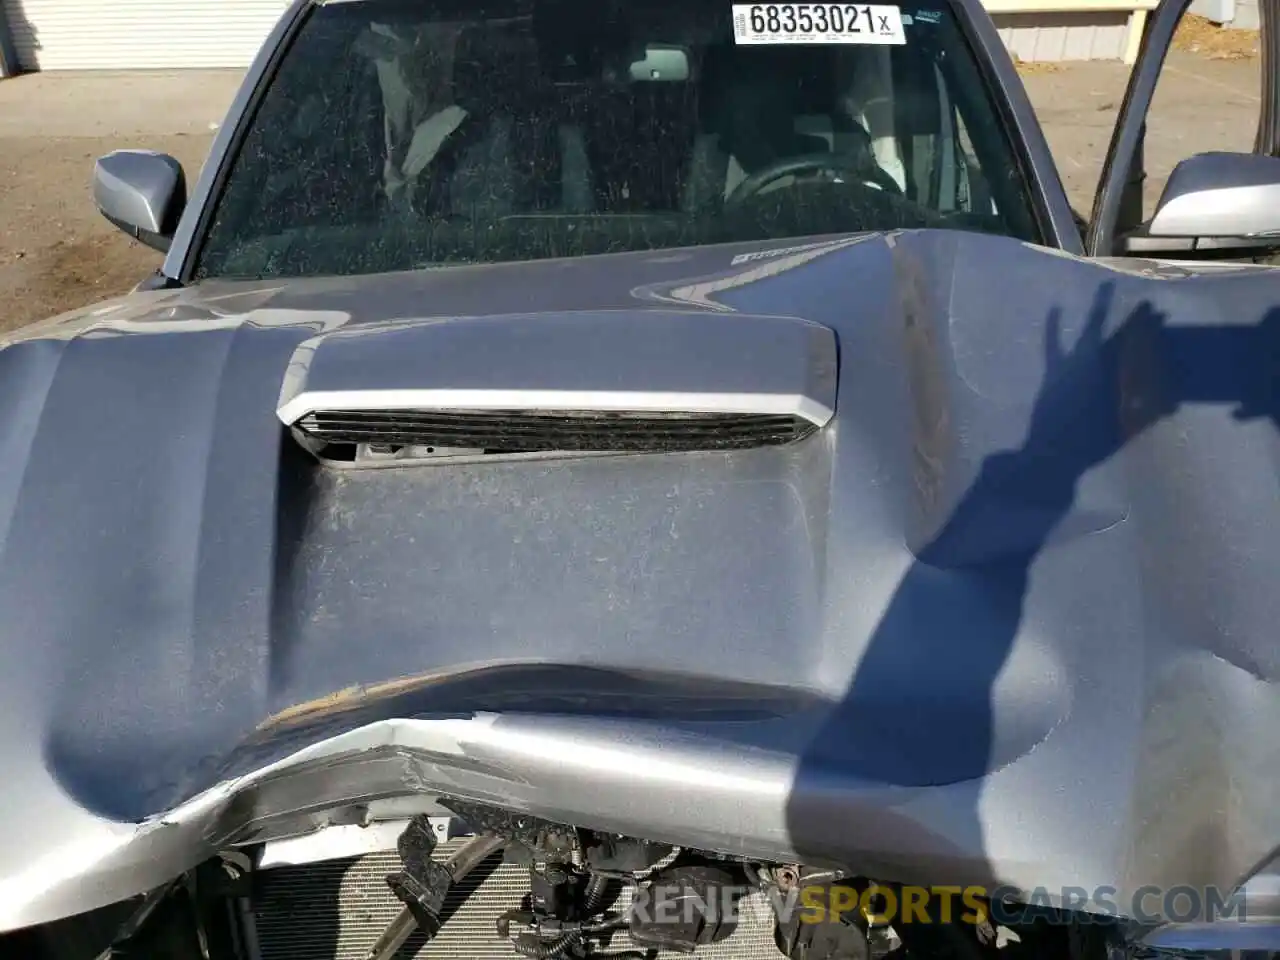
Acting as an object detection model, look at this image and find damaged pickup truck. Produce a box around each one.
[4,0,1280,957]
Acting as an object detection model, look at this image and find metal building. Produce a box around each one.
[0,0,285,71]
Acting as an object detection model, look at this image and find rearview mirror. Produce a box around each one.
[93,150,187,253]
[628,45,691,82]
[1119,152,1280,259]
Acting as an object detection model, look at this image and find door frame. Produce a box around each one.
[1084,0,1196,256]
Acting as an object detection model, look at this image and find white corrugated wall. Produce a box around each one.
[991,11,1130,60]
[2,0,287,70]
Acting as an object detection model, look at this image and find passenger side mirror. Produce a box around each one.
[1118,152,1280,259]
[93,150,187,253]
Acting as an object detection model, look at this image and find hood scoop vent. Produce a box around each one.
[277,311,837,464]
[294,408,817,462]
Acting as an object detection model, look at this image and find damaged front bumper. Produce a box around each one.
[4,708,1280,937]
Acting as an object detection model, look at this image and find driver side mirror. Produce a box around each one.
[1118,152,1280,259]
[93,150,187,253]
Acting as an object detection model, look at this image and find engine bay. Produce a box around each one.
[44,799,1137,960]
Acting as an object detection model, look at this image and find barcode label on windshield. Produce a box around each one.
[732,3,906,44]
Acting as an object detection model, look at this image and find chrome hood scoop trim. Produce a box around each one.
[277,310,836,460]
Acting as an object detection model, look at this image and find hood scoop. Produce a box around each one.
[277,311,837,463]
[293,409,817,459]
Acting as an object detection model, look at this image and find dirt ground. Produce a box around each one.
[1172,12,1260,59]
[0,25,1266,334]
[0,134,211,331]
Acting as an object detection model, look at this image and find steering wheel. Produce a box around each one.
[724,152,904,207]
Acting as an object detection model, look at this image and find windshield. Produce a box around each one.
[193,0,1041,280]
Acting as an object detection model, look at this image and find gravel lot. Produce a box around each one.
[0,32,1263,335]
[0,69,233,333]
[0,134,212,332]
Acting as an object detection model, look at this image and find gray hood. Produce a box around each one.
[1,229,1278,931]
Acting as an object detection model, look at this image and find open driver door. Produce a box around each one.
[1085,0,1280,261]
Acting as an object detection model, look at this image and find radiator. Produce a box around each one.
[254,841,785,960]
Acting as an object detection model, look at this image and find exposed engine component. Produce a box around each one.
[23,808,1144,960]
[437,798,675,875]
[429,801,764,960]
[368,818,507,960]
[773,870,870,960]
[495,857,629,958]
[629,863,745,954]
[438,800,584,862]
[386,815,459,939]
[501,870,622,958]
[58,802,1138,960]
[582,834,677,875]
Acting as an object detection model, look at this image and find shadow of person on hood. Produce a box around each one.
[785,277,1280,949]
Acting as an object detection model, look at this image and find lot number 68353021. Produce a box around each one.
[732,3,907,44]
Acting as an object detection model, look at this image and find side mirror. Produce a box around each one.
[1119,152,1280,259]
[93,150,187,253]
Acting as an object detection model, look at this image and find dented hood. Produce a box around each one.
[0,230,1278,931]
